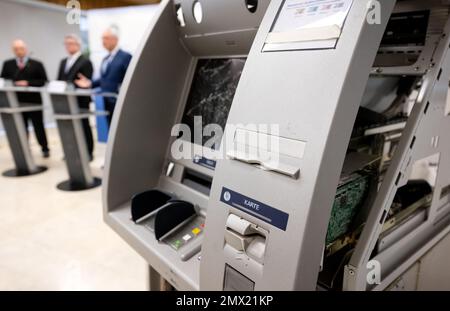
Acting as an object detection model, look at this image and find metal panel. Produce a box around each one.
[345,11,450,290]
[201,0,395,290]
[103,0,271,291]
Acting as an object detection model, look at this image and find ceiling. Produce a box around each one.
[40,0,161,10]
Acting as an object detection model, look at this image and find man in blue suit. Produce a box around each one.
[75,27,132,127]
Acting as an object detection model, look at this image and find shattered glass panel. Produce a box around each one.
[181,58,246,148]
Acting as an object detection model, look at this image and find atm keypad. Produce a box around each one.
[163,216,205,251]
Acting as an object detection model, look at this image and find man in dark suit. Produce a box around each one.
[57,34,94,160]
[75,27,132,127]
[1,39,50,158]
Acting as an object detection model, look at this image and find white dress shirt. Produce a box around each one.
[16,56,29,68]
[101,46,120,75]
[65,51,82,74]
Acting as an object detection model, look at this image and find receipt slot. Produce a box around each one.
[0,81,47,177]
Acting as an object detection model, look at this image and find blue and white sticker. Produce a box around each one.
[193,155,216,170]
[220,187,289,231]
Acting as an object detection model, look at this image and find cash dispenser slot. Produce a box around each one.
[131,189,204,261]
[182,169,213,196]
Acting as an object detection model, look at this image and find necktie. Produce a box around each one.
[65,57,72,74]
[18,58,25,70]
[101,54,112,75]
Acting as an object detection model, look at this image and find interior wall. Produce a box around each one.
[0,0,82,81]
[41,0,161,10]
[86,4,160,80]
[0,1,160,135]
[0,0,83,131]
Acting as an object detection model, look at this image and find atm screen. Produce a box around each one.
[181,58,246,149]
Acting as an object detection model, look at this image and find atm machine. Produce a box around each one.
[104,0,450,291]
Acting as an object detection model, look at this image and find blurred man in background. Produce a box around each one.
[75,27,132,128]
[57,34,95,161]
[1,39,50,158]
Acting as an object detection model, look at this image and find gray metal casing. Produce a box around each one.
[103,0,271,290]
[200,0,395,290]
[103,0,450,291]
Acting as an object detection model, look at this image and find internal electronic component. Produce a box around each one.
[326,173,370,245]
[326,153,380,246]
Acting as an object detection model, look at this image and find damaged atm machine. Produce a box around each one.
[103,0,450,291]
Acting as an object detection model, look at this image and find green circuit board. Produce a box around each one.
[326,173,370,245]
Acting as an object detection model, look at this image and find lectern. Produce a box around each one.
[48,85,111,191]
[0,81,47,177]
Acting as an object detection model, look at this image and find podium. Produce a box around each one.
[48,85,111,191]
[0,81,47,177]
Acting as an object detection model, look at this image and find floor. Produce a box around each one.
[2,128,450,291]
[0,128,148,291]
